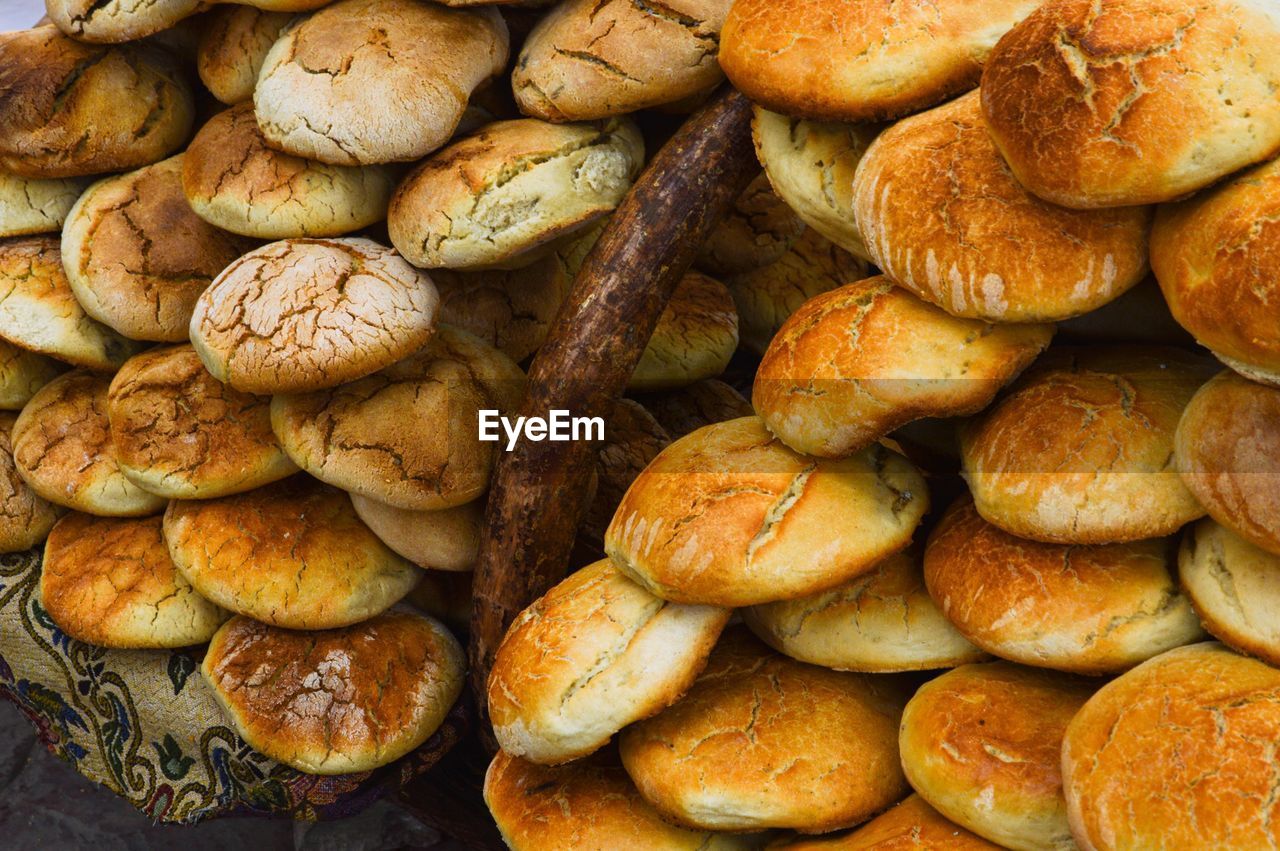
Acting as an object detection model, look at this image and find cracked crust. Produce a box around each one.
[388,117,643,269]
[604,416,929,607]
[924,497,1203,674]
[512,0,731,121]
[901,661,1094,851]
[744,548,987,673]
[488,558,730,764]
[0,171,88,237]
[959,346,1214,545]
[46,0,204,43]
[164,475,421,629]
[619,628,909,833]
[12,371,166,517]
[190,237,439,394]
[106,344,297,500]
[630,271,738,391]
[429,255,567,362]
[62,155,257,343]
[183,104,398,240]
[0,236,146,371]
[754,276,1053,458]
[696,172,804,277]
[1062,642,1280,849]
[202,609,464,774]
[722,0,1041,122]
[0,26,194,179]
[981,0,1280,208]
[853,92,1152,323]
[270,324,526,510]
[0,339,64,411]
[636,378,752,439]
[0,411,61,553]
[350,493,482,572]
[1180,519,1280,667]
[253,0,509,164]
[197,7,293,105]
[773,795,1003,850]
[40,512,228,648]
[581,399,669,550]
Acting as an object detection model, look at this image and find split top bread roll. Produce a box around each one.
[1180,519,1280,667]
[203,610,464,775]
[488,559,730,765]
[852,92,1152,323]
[0,172,87,238]
[350,495,481,572]
[0,27,193,179]
[605,417,929,607]
[197,8,293,106]
[40,513,228,649]
[619,629,910,834]
[771,795,1003,850]
[900,662,1094,851]
[981,0,1280,209]
[1063,642,1280,849]
[924,498,1203,674]
[254,0,509,164]
[512,0,733,122]
[429,258,567,362]
[0,412,60,554]
[695,173,804,278]
[630,271,739,391]
[721,0,1041,122]
[754,277,1053,458]
[960,347,1213,544]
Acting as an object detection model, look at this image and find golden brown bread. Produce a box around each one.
[0,340,63,411]
[0,171,87,237]
[630,271,739,391]
[429,257,567,362]
[981,0,1280,208]
[350,494,482,572]
[0,411,60,553]
[853,92,1152,322]
[770,795,1004,850]
[45,0,201,42]
[637,378,753,439]
[1062,642,1280,849]
[197,7,293,106]
[900,661,1095,850]
[696,173,805,278]
[1179,519,1280,668]
[605,417,929,607]
[754,276,1053,458]
[582,399,670,549]
[203,609,464,774]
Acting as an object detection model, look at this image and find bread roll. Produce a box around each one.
[981,0,1280,208]
[0,412,60,553]
[0,172,87,237]
[46,0,201,42]
[696,173,804,278]
[636,379,753,439]
[770,795,1003,850]
[197,7,293,106]
[960,347,1213,544]
[190,237,439,394]
[607,417,928,607]
[1180,519,1280,667]
[630,271,738,391]
[388,117,643,269]
[1062,642,1280,849]
[620,629,909,833]
[203,610,464,774]
[853,92,1152,322]
[254,0,508,164]
[0,341,63,411]
[429,257,567,362]
[582,399,669,549]
[350,494,481,572]
[164,475,420,629]
[755,277,1053,458]
[900,662,1094,850]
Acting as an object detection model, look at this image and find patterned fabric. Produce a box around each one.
[0,548,466,824]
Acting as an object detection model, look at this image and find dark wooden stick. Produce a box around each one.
[468,87,757,742]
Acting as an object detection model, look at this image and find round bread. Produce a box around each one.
[754,277,1053,458]
[182,104,398,240]
[12,371,166,517]
[721,0,1040,122]
[727,228,869,355]
[1151,155,1280,386]
[1175,370,1280,555]
[164,475,421,629]
[606,417,928,608]
[388,117,643,269]
[429,257,566,362]
[630,271,738,391]
[350,494,481,572]
[0,237,145,371]
[0,340,63,411]
[0,172,87,237]
[485,750,757,851]
[253,0,509,164]
[61,155,256,343]
[772,795,1004,850]
[0,411,61,553]
[696,173,804,278]
[46,0,200,42]
[1180,519,1280,667]
[271,325,524,510]
[981,0,1280,209]
[925,498,1204,674]
[582,399,670,548]
[853,92,1152,322]
[40,513,227,648]
[959,346,1213,544]
[190,237,439,394]
[1062,642,1280,849]
[0,27,193,179]
[106,345,297,500]
[202,609,464,774]
[619,629,909,833]
[197,7,293,106]
[1057,276,1193,346]
[900,661,1094,850]
[489,559,731,764]
[512,0,732,122]
[637,378,753,439]
[744,548,987,673]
